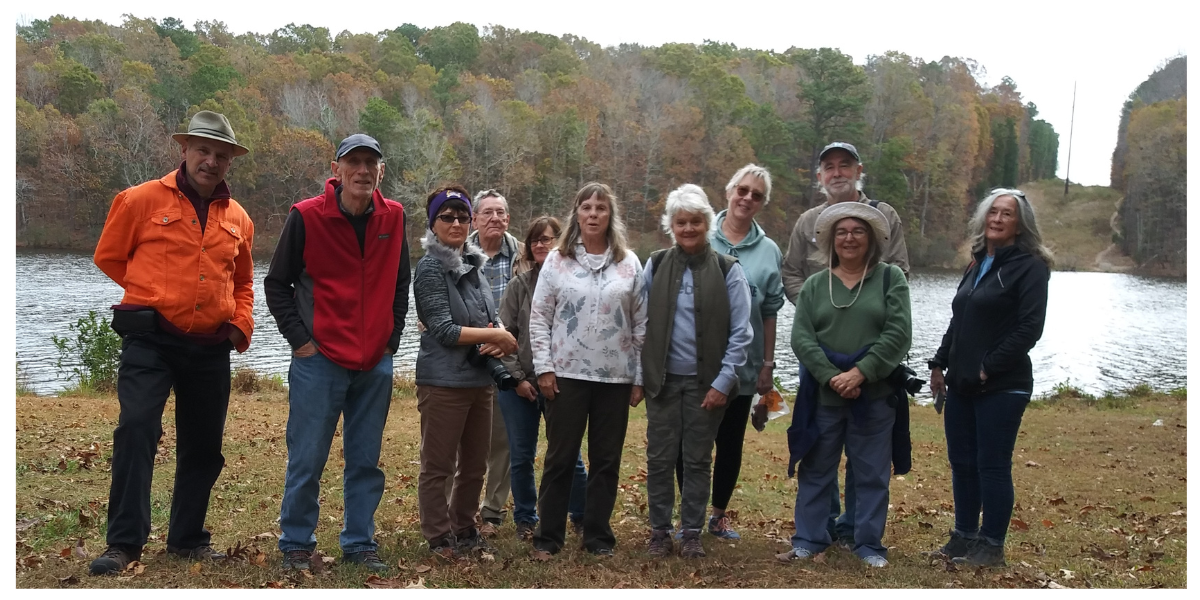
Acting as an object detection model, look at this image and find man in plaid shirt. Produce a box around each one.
[467,189,525,536]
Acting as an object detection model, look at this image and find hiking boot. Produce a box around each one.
[479,520,499,538]
[456,528,496,556]
[775,546,815,563]
[707,514,741,540]
[861,554,890,568]
[680,530,706,559]
[89,545,139,576]
[952,540,1006,567]
[342,550,388,572]
[281,549,312,571]
[167,544,226,561]
[925,530,978,560]
[515,521,536,542]
[429,534,457,560]
[647,528,673,558]
[588,547,614,558]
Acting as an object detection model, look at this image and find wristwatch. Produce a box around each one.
[762,361,775,369]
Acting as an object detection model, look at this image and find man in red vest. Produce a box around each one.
[264,134,411,572]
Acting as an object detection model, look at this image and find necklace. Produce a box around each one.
[829,267,866,309]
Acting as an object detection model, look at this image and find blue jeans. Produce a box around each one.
[943,389,1029,544]
[497,388,586,525]
[792,399,895,559]
[278,351,393,554]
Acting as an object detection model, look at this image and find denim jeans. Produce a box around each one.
[278,351,393,554]
[792,398,895,559]
[944,389,1030,544]
[497,388,587,525]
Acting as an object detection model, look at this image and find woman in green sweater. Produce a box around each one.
[779,202,911,568]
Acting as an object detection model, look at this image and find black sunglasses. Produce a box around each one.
[435,214,470,224]
[735,185,766,202]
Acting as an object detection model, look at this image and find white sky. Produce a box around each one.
[8,0,1193,186]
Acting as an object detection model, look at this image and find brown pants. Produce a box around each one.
[416,384,493,544]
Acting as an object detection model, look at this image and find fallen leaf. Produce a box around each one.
[1042,519,1055,529]
[811,553,826,564]
[72,538,88,559]
[189,562,203,575]
[252,532,276,540]
[59,546,72,558]
[364,574,404,589]
[16,518,40,532]
[1046,581,1067,589]
[58,575,79,587]
[405,576,426,589]
[1058,569,1074,581]
[1048,497,1067,506]
[1010,518,1030,531]
[219,579,241,588]
[1135,565,1155,572]
[918,521,933,529]
[1139,496,1156,502]
[126,561,146,576]
[415,564,432,573]
[263,581,284,589]
[1025,461,1042,468]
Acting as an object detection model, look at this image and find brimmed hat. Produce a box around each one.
[172,110,249,157]
[814,201,890,262]
[336,133,383,160]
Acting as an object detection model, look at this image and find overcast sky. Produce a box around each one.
[11,0,1191,186]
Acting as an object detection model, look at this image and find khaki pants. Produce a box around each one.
[416,384,493,543]
[480,395,512,522]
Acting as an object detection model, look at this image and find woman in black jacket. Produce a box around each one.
[927,188,1052,567]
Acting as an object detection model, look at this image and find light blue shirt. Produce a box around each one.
[642,255,754,396]
[973,254,995,289]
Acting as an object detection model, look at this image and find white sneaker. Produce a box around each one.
[776,547,814,563]
[861,554,889,568]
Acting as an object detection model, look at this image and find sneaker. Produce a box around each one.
[925,530,978,560]
[342,550,388,572]
[952,540,1006,567]
[647,528,673,558]
[680,530,706,559]
[707,515,741,540]
[166,544,226,561]
[775,546,815,563]
[515,521,536,542]
[570,519,585,537]
[861,554,890,568]
[456,528,496,556]
[89,545,139,576]
[588,547,614,558]
[281,549,313,571]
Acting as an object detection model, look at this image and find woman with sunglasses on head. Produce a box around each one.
[670,165,785,541]
[927,189,1052,568]
[497,216,590,543]
[413,185,518,558]
[527,182,648,558]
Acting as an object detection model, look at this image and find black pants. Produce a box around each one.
[105,331,232,551]
[533,378,630,554]
[675,393,753,511]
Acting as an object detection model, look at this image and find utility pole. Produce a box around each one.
[1064,81,1076,199]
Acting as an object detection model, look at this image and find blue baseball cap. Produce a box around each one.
[335,133,383,160]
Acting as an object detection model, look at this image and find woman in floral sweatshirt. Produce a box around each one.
[527,182,647,558]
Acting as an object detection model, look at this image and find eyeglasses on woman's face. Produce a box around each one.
[531,235,557,247]
[834,227,869,240]
[435,214,471,224]
[735,185,765,203]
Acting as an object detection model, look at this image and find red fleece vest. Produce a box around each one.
[293,178,406,371]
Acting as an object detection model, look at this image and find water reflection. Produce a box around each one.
[14,251,1187,397]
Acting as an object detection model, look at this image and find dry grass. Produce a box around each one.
[14,384,1186,589]
[1020,180,1125,272]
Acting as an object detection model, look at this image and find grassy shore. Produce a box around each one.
[14,380,1186,589]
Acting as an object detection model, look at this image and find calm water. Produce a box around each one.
[14,250,1187,398]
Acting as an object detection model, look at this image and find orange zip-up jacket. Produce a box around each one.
[93,170,255,352]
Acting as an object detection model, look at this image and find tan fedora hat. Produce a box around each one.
[814,201,890,263]
[172,110,250,157]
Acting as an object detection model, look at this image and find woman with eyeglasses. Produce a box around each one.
[527,182,647,558]
[497,216,590,542]
[413,185,518,558]
[779,202,910,568]
[927,189,1052,567]
[671,165,785,541]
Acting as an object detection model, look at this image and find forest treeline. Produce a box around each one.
[15,16,1060,265]
[1109,56,1186,273]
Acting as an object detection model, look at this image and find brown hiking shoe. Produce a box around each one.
[281,549,312,571]
[680,530,706,558]
[479,520,499,538]
[647,528,673,558]
[515,521,535,541]
[89,545,140,576]
[167,544,226,561]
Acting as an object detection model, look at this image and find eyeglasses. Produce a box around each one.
[435,214,470,224]
[834,228,869,239]
[735,185,765,203]
[531,235,557,247]
[478,209,507,219]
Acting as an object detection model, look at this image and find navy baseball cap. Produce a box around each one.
[818,141,860,163]
[335,133,383,160]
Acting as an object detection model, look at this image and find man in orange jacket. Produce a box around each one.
[89,111,255,576]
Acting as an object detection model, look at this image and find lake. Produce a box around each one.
[14,250,1187,399]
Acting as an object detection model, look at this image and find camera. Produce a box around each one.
[886,364,926,396]
[467,345,518,391]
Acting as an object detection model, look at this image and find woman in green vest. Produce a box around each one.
[779,202,911,568]
[638,183,753,559]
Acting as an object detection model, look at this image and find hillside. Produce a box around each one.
[1021,180,1132,272]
